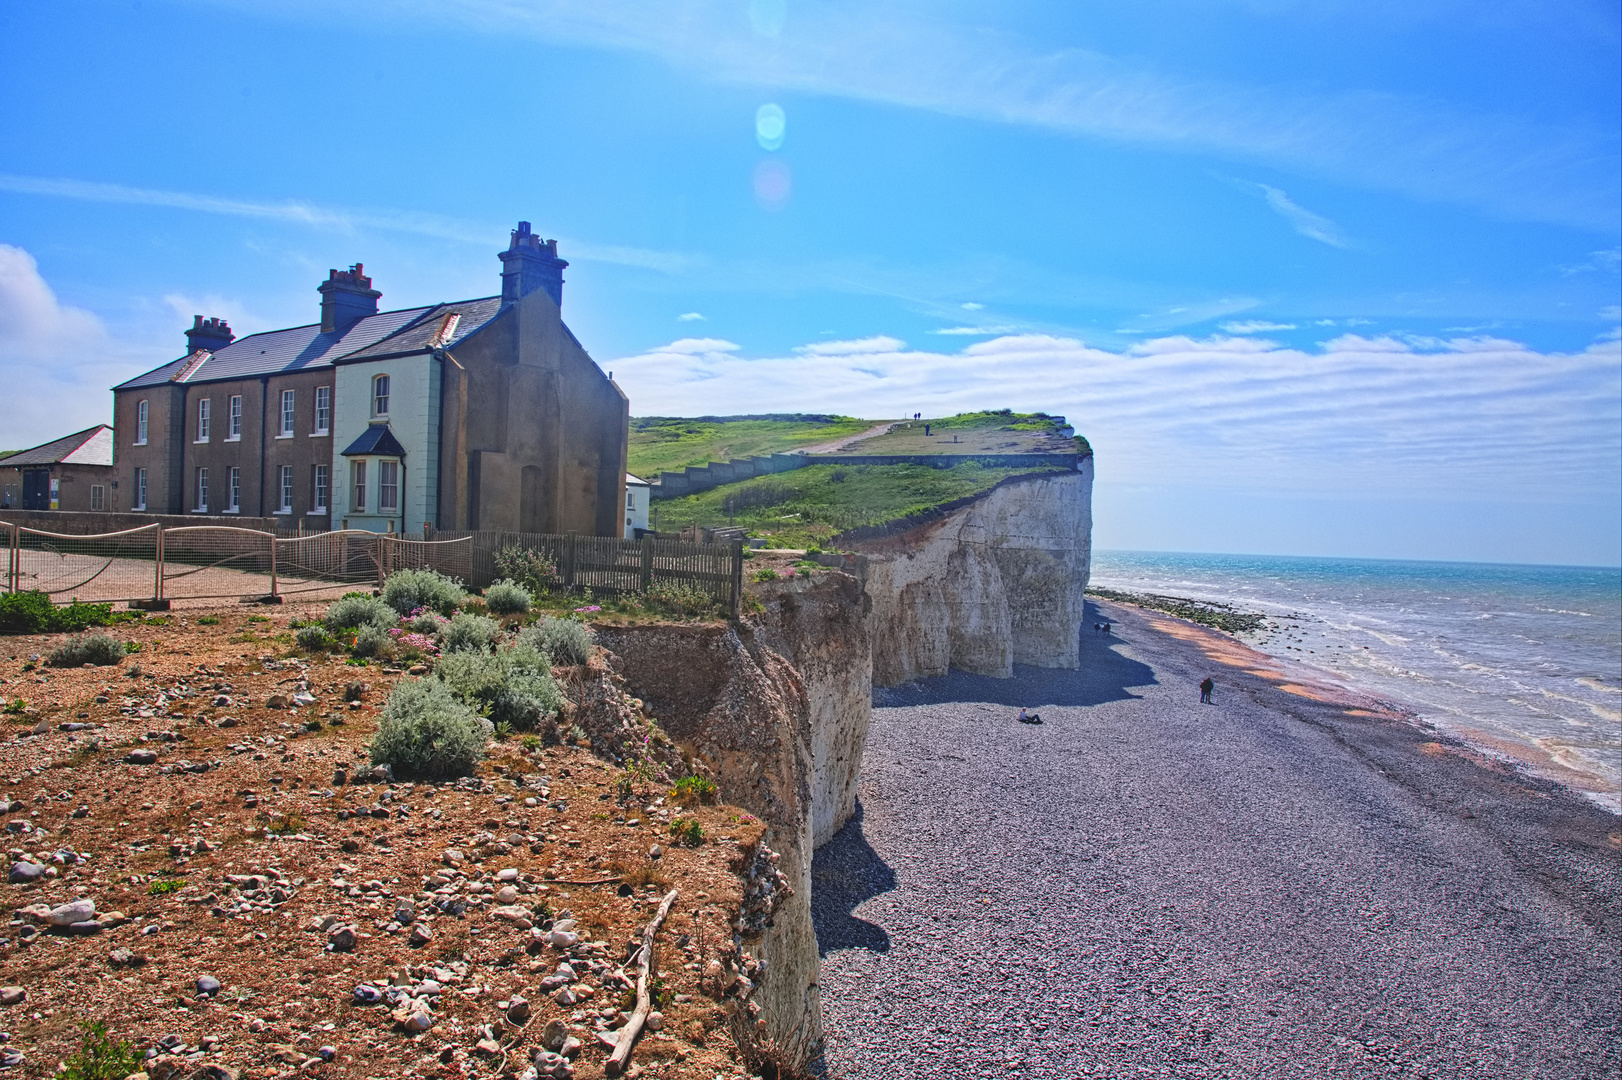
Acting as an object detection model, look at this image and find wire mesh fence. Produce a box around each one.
[8,522,161,604]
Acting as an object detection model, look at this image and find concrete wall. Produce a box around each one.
[333,355,439,533]
[438,286,627,535]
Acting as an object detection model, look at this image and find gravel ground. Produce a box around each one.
[813,599,1622,1079]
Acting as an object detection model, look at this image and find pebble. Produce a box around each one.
[492,905,533,929]
[126,749,158,765]
[401,1007,434,1033]
[196,975,222,997]
[7,863,43,884]
[495,885,520,905]
[393,899,415,926]
[506,995,531,1024]
[495,867,521,883]
[646,1010,664,1031]
[352,984,383,1006]
[326,924,357,952]
[108,947,146,968]
[0,988,23,1007]
[408,924,433,947]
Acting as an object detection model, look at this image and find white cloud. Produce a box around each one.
[676,312,706,321]
[209,0,1620,231]
[795,335,906,356]
[1256,184,1350,248]
[611,326,1622,501]
[931,325,1019,335]
[1221,320,1297,333]
[649,337,739,355]
[0,245,125,447]
[0,172,696,274]
[960,302,984,311]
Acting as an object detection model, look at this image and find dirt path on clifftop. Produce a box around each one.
[813,599,1622,1079]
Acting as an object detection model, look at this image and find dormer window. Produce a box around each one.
[372,374,390,417]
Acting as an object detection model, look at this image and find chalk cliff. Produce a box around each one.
[853,461,1094,685]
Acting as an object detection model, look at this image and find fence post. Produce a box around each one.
[7,522,16,594]
[268,534,279,600]
[730,539,744,621]
[154,524,164,603]
[564,532,577,589]
[640,535,652,592]
[377,534,387,588]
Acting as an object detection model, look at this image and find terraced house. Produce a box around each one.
[112,223,630,536]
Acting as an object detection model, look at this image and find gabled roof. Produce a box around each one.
[2,425,114,468]
[112,296,504,391]
[341,424,409,458]
[626,473,650,486]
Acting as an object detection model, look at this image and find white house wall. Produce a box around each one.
[332,356,441,534]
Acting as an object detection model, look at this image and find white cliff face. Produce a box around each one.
[857,462,1093,685]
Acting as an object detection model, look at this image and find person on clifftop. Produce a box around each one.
[1200,677,1215,704]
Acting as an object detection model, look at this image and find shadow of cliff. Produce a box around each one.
[871,601,1157,709]
[811,802,896,957]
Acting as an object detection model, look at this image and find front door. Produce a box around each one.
[21,470,49,510]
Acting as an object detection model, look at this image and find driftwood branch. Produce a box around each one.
[605,888,679,1077]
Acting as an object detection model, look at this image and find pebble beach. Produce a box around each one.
[813,598,1622,1078]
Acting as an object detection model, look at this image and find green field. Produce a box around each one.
[829,409,1086,456]
[650,461,1065,548]
[627,414,880,477]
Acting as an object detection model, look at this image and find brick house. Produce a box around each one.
[111,223,629,535]
[0,425,114,512]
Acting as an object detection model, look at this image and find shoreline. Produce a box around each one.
[1102,596,1622,816]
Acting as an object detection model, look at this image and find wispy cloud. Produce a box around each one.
[960,302,984,311]
[1222,320,1297,333]
[213,0,1620,231]
[611,326,1622,500]
[931,325,1020,336]
[677,311,706,321]
[0,172,697,273]
[1256,184,1350,248]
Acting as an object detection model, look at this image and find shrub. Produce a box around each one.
[382,568,464,616]
[435,645,563,730]
[483,579,533,616]
[296,625,336,652]
[324,594,397,633]
[751,567,779,582]
[408,610,448,635]
[369,678,487,780]
[669,775,719,808]
[519,616,594,666]
[350,623,391,659]
[442,613,501,653]
[642,580,721,619]
[0,591,120,635]
[492,545,558,595]
[47,632,126,668]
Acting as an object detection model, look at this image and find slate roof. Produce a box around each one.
[341,424,409,458]
[2,425,114,468]
[626,473,650,486]
[113,297,504,391]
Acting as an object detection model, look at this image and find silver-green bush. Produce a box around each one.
[381,568,464,617]
[295,624,335,651]
[408,610,448,635]
[434,645,563,730]
[520,616,594,666]
[47,632,126,667]
[351,623,391,658]
[324,594,397,633]
[369,678,487,780]
[483,579,532,616]
[442,612,501,653]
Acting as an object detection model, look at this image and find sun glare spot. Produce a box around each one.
[756,103,786,151]
[753,158,792,210]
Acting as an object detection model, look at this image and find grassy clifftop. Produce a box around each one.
[628,414,878,476]
[651,460,1065,548]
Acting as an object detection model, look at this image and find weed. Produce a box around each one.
[381,568,464,617]
[196,616,220,626]
[246,613,271,624]
[266,810,306,835]
[669,776,718,808]
[47,633,127,667]
[615,859,670,891]
[147,878,185,895]
[483,579,533,616]
[519,734,544,752]
[669,816,705,847]
[57,1021,143,1080]
[642,580,721,619]
[492,720,514,741]
[3,697,25,715]
[0,592,120,635]
[751,567,780,582]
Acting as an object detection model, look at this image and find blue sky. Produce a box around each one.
[1,0,1617,564]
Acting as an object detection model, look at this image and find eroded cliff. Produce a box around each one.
[853,461,1094,685]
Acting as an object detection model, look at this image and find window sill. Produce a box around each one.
[132,441,147,447]
[272,509,293,516]
[193,439,209,445]
[274,433,294,440]
[308,509,328,515]
[223,508,240,515]
[191,508,209,514]
[225,436,241,443]
[311,430,330,438]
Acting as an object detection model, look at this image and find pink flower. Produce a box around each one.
[574,605,602,613]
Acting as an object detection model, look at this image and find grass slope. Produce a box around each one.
[628,414,878,477]
[651,461,1059,548]
[833,409,1086,456]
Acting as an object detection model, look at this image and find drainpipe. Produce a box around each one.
[257,375,270,518]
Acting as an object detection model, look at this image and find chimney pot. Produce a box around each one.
[318,262,383,332]
[498,221,568,309]
[184,315,235,354]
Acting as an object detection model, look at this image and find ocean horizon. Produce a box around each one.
[1090,548,1622,813]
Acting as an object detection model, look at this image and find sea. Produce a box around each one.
[1089,550,1622,814]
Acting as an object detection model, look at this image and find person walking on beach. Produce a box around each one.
[1199,677,1215,704]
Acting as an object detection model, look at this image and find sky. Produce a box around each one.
[0,0,1617,565]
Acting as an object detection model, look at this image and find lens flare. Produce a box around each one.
[749,0,787,38]
[753,158,792,210]
[756,103,786,151]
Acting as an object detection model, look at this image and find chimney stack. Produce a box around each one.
[185,315,234,354]
[498,222,568,309]
[318,263,382,333]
